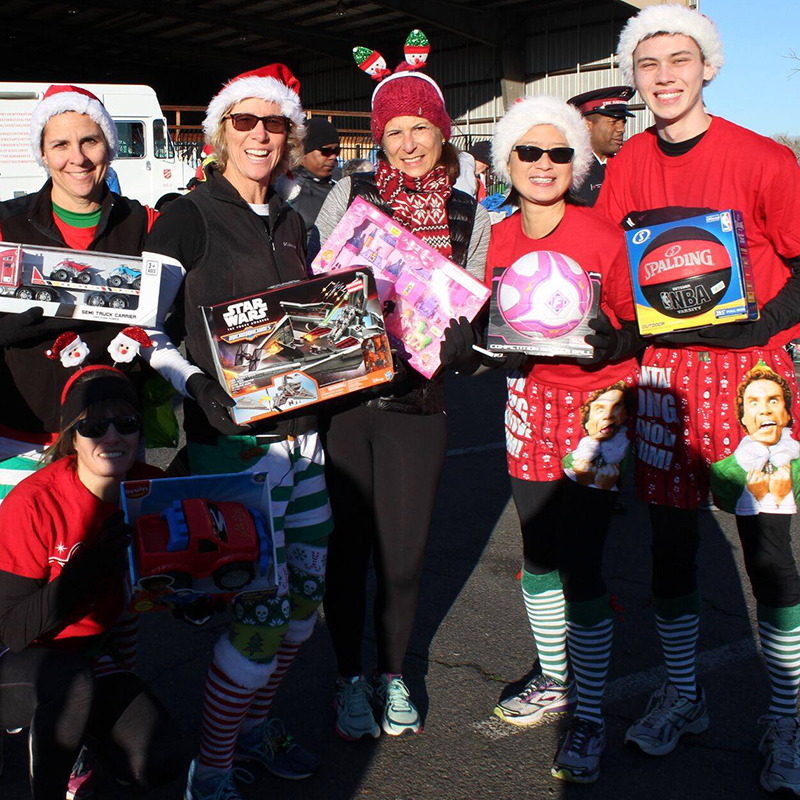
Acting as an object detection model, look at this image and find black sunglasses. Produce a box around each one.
[513,145,575,164]
[225,114,290,133]
[74,415,141,439]
[318,145,341,157]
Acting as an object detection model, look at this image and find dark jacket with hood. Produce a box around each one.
[145,166,316,441]
[290,165,336,236]
[0,182,150,436]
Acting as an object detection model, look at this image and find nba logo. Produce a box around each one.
[721,212,732,232]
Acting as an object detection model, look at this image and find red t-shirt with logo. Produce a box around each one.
[595,116,800,351]
[0,456,161,645]
[485,204,637,390]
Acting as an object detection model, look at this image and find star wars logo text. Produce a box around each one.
[636,365,677,470]
[223,298,269,328]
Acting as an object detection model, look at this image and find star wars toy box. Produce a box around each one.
[201,268,394,424]
[123,471,279,615]
[0,241,161,326]
[624,210,759,336]
[310,197,491,379]
[485,251,601,358]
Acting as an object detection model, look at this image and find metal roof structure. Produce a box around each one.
[1,0,672,104]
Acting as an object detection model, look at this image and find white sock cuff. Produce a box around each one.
[213,635,276,690]
[284,611,317,644]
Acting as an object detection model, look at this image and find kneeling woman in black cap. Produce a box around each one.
[0,366,186,800]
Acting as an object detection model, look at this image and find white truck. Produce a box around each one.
[0,82,194,208]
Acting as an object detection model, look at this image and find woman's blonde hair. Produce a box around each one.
[208,104,306,178]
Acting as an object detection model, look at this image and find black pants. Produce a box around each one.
[322,404,449,676]
[0,647,187,800]
[511,476,616,603]
[649,505,800,608]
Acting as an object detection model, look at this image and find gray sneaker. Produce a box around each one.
[625,682,709,755]
[551,716,606,783]
[759,715,800,796]
[494,674,576,727]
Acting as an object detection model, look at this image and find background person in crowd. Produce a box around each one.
[289,116,340,233]
[567,86,634,206]
[342,157,374,177]
[596,6,800,794]
[487,95,641,784]
[467,139,492,201]
[0,85,167,505]
[313,31,491,743]
[143,64,332,800]
[0,367,185,800]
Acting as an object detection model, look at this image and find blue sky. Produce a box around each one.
[702,0,800,136]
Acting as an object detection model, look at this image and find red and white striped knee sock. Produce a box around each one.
[110,614,139,671]
[197,662,256,773]
[240,639,301,734]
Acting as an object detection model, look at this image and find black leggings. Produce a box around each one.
[511,476,616,603]
[649,505,800,607]
[322,404,448,676]
[0,647,187,800]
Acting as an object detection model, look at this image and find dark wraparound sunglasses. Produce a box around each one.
[318,145,341,157]
[74,415,142,439]
[225,114,290,133]
[513,145,575,164]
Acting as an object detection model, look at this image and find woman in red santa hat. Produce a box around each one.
[0,366,187,800]
[143,64,333,800]
[0,85,186,504]
[310,30,491,742]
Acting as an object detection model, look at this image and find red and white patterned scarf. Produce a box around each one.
[374,161,453,258]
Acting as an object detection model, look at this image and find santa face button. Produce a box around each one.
[45,331,91,368]
[107,326,153,364]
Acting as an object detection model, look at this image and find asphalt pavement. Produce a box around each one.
[1,368,792,799]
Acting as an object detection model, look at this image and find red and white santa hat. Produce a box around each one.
[203,63,306,142]
[617,4,724,86]
[492,96,593,191]
[30,85,118,168]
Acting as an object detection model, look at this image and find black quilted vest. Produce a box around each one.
[346,173,477,415]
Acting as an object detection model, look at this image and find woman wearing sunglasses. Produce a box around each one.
[310,38,491,742]
[143,65,333,800]
[487,96,641,784]
[0,366,186,800]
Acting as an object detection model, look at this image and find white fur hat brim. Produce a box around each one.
[204,75,306,141]
[31,91,118,168]
[491,95,593,192]
[617,3,724,86]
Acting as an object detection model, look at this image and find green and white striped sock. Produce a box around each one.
[653,592,701,699]
[521,568,568,683]
[758,604,800,718]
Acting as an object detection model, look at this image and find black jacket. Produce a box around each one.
[290,166,336,236]
[0,182,150,435]
[573,157,606,207]
[146,166,316,440]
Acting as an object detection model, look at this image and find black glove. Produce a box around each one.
[577,311,644,365]
[63,511,132,585]
[439,316,481,374]
[0,307,57,347]
[186,373,250,436]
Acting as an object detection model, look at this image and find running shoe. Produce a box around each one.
[374,674,422,737]
[551,716,606,784]
[759,715,800,796]
[184,758,253,800]
[625,682,709,755]
[233,718,318,779]
[493,674,576,727]
[66,747,94,800]
[333,675,381,741]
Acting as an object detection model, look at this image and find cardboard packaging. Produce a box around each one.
[202,268,394,424]
[485,250,600,358]
[624,210,758,336]
[310,197,491,379]
[0,241,160,326]
[123,471,278,613]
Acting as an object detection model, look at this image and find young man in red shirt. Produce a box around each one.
[596,6,800,795]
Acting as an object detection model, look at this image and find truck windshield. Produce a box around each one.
[153,119,174,160]
[116,121,145,159]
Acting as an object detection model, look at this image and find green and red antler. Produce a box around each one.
[353,46,390,80]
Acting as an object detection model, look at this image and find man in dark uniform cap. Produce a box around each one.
[567,86,634,206]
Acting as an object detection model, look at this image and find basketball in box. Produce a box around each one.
[625,210,758,336]
[0,241,160,326]
[486,250,601,358]
[202,268,394,424]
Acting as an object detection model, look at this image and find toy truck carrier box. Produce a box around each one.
[0,82,193,208]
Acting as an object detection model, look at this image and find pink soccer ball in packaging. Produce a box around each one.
[497,250,593,339]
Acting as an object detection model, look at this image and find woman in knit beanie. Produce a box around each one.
[312,31,491,742]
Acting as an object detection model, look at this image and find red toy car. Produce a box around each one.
[134,499,265,591]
